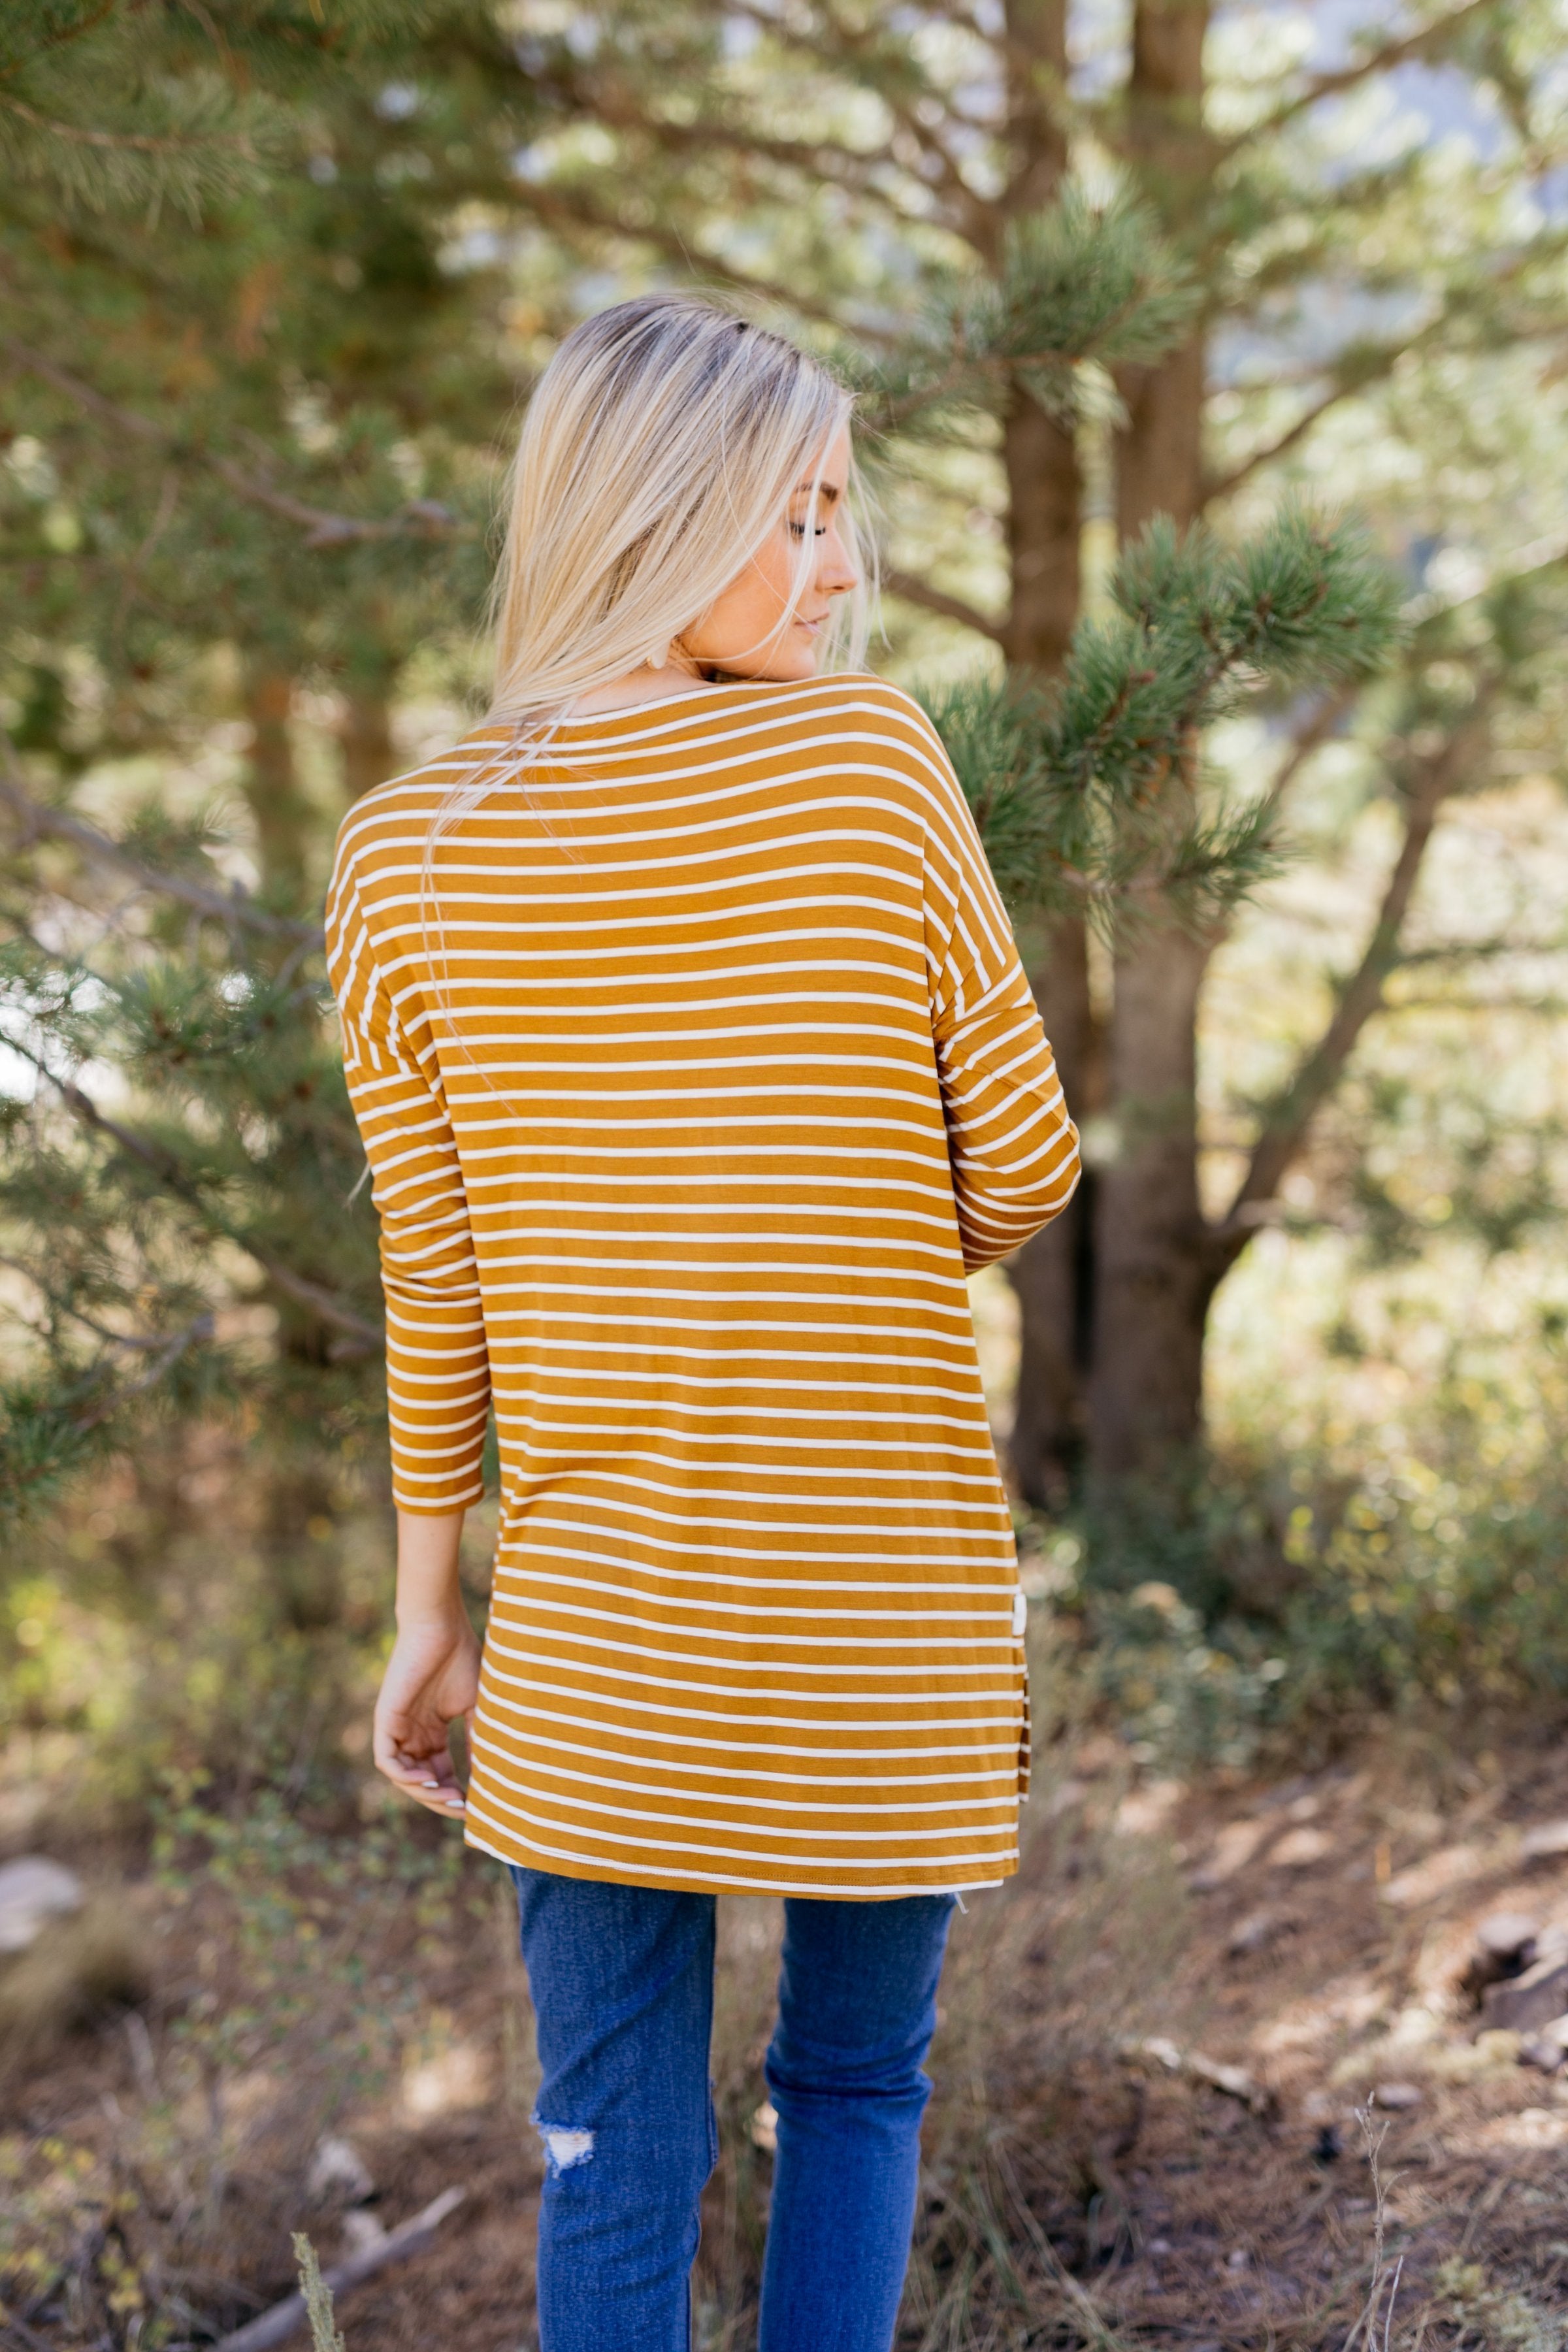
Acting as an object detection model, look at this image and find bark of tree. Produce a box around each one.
[1089,917,1211,1471]
[1009,915,1097,1503]
[337,685,396,804]
[241,665,314,903]
[1001,401,1080,678]
[994,0,1101,1504]
[1087,0,1213,1477]
[1000,389,1094,1503]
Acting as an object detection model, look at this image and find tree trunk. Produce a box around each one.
[337,686,395,804]
[1088,923,1211,1473]
[1115,332,1207,544]
[1000,0,1070,218]
[1009,914,1098,1504]
[993,0,1102,1502]
[1000,396,1081,678]
[241,666,314,904]
[1090,0,1213,1477]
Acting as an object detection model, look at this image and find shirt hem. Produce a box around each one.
[462,1818,1013,1901]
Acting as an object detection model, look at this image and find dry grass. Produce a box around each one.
[0,1901,151,2074]
[291,2236,346,2352]
[8,1723,1568,2349]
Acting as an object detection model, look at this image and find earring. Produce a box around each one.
[644,641,670,670]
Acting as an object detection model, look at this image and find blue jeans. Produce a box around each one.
[510,1867,956,2352]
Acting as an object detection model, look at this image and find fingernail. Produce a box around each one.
[446,1798,465,1810]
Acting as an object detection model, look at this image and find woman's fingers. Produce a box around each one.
[371,1626,480,1821]
[380,1746,467,1817]
[374,1714,467,1816]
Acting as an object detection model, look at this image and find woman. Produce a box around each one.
[325,294,1079,2352]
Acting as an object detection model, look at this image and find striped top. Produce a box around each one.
[326,674,1079,1898]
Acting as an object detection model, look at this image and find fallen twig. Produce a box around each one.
[1120,2032,1277,2117]
[210,2186,466,2352]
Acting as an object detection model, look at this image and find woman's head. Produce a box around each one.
[488,294,868,719]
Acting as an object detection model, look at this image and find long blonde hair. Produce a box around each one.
[486,292,871,720]
[417,293,872,1045]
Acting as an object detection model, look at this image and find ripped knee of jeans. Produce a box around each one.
[534,2115,596,2178]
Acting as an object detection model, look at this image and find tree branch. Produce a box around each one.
[882,566,1007,643]
[0,87,253,158]
[0,336,464,550]
[0,2,118,84]
[0,1254,204,1358]
[498,178,870,338]
[1228,0,1501,147]
[0,740,323,946]
[1252,684,1361,828]
[7,1039,383,1354]
[70,1312,216,1433]
[1210,700,1493,1267]
[530,56,924,229]
[1205,380,1364,504]
[1203,233,1566,503]
[727,0,992,242]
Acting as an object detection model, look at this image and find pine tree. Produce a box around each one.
[0,3,538,1517]
[1,0,1554,1520]
[465,0,1563,1491]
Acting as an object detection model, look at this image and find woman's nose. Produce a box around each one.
[817,527,858,596]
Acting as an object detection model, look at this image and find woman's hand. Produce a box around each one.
[375,1507,478,1820]
[374,1606,482,1820]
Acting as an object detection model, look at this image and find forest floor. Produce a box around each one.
[7,1719,1568,2351]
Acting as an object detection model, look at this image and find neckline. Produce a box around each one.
[485,676,817,738]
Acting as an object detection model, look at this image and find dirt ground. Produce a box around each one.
[8,1725,1568,2351]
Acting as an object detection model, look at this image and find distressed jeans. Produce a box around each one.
[509,1865,956,2352]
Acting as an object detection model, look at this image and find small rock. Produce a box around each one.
[1383,1843,1488,1909]
[1228,1908,1288,1957]
[1116,1778,1186,1837]
[1477,1911,1540,1966]
[1521,1821,1568,1862]
[339,2210,389,2257]
[1269,1826,1332,1869]
[1483,1954,1568,2035]
[1190,1818,1268,1891]
[1148,2236,1173,2255]
[1463,1912,1543,2003]
[1226,2247,1249,2270]
[749,2100,778,2155]
[1373,2082,1423,2111]
[305,2134,376,2208]
[1517,2011,1568,2072]
[0,1856,84,1954]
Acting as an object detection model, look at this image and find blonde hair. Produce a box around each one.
[489,291,870,721]
[420,293,870,1032]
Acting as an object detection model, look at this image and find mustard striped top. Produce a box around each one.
[326,674,1079,1898]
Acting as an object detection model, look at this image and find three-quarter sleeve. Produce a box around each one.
[325,851,491,1512]
[915,715,1082,1272]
